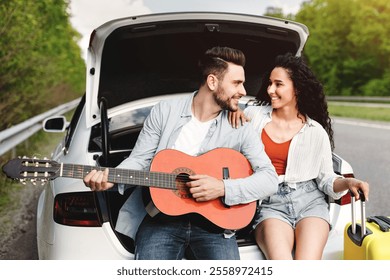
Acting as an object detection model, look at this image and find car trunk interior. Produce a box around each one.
[98,18,302,109]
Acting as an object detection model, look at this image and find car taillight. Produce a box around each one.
[334,173,355,206]
[54,192,102,227]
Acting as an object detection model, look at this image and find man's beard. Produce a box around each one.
[213,87,238,112]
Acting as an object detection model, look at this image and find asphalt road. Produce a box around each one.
[333,117,390,216]
[1,117,389,259]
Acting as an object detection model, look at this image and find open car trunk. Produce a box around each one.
[86,12,309,127]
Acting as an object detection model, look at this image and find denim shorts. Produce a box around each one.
[253,180,330,229]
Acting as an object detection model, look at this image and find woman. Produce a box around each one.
[230,53,369,259]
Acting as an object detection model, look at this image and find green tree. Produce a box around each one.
[295,0,390,96]
[0,0,85,130]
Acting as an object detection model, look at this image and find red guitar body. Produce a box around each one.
[149,148,256,230]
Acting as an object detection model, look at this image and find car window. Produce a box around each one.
[109,106,152,132]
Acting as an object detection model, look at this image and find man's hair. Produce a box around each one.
[198,46,245,85]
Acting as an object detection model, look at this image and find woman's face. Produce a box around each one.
[267,67,297,109]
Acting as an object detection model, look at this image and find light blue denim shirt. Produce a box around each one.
[115,93,278,239]
[244,105,346,200]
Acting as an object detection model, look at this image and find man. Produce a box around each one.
[84,46,278,259]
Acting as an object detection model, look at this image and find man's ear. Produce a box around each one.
[206,74,218,91]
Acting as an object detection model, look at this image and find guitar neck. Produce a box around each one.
[60,163,178,190]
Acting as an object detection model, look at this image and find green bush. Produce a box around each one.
[0,0,85,130]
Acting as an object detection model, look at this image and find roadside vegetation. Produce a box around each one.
[0,0,85,132]
[0,0,84,214]
[329,104,390,122]
[267,0,390,97]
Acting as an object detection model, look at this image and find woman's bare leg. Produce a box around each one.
[254,218,295,260]
[294,217,329,260]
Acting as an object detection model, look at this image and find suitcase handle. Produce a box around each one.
[350,190,366,238]
[367,216,390,232]
[376,215,390,226]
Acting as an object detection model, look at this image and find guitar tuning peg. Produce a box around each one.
[20,179,27,185]
[43,157,48,160]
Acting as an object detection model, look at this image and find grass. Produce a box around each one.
[328,103,390,122]
[0,130,66,212]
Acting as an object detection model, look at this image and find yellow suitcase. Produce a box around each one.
[344,192,390,260]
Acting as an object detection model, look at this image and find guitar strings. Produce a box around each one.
[61,166,193,182]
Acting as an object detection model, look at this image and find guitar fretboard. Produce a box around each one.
[61,164,183,190]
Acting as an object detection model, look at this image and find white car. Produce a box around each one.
[36,12,356,259]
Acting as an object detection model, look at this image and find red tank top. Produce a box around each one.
[261,129,292,175]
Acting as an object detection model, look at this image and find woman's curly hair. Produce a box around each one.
[256,53,334,149]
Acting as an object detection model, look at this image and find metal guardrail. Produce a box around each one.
[0,98,80,156]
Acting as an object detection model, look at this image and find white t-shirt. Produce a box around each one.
[172,114,215,156]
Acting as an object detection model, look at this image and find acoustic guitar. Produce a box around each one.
[2,148,256,230]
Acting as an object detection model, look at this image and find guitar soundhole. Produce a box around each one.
[172,168,193,199]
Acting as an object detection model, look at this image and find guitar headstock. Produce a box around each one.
[2,157,60,184]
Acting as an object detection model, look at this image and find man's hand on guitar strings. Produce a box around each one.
[83,168,114,191]
[82,167,226,202]
[186,174,225,202]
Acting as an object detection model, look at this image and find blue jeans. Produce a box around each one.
[134,214,240,260]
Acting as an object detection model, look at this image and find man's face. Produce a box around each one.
[213,63,246,112]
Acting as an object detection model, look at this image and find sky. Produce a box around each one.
[69,0,304,59]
